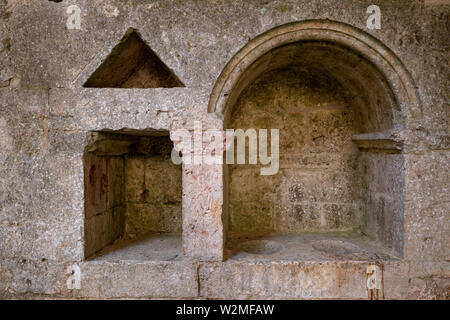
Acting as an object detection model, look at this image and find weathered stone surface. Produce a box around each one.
[405,261,450,299]
[49,88,208,132]
[170,114,226,261]
[0,88,84,263]
[275,203,322,232]
[124,154,182,237]
[404,200,450,262]
[228,67,363,234]
[230,201,273,232]
[310,110,355,153]
[359,152,405,256]
[199,261,376,299]
[404,151,450,204]
[125,203,181,235]
[74,261,198,299]
[0,0,449,300]
[402,151,450,261]
[124,157,145,203]
[0,259,70,299]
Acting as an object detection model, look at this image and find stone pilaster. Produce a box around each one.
[170,114,226,261]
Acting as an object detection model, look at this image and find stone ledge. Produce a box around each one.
[352,132,404,152]
[48,87,209,132]
[199,260,385,299]
[74,260,199,299]
[1,258,448,299]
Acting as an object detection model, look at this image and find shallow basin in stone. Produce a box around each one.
[311,240,363,255]
[238,240,284,255]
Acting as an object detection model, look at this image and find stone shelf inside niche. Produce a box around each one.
[89,234,182,262]
[352,131,404,152]
[225,232,397,262]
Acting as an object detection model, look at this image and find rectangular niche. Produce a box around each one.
[83,130,182,260]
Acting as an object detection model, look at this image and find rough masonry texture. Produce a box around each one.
[0,0,448,299]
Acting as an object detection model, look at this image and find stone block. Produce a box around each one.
[322,203,359,231]
[125,203,182,236]
[404,201,450,261]
[199,261,372,299]
[182,163,224,261]
[275,203,321,232]
[229,168,282,203]
[310,110,355,153]
[144,158,182,203]
[280,113,307,154]
[76,261,198,298]
[83,155,109,219]
[124,157,145,203]
[404,151,450,203]
[229,201,273,232]
[107,157,124,209]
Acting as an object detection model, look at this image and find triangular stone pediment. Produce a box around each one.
[84,28,184,88]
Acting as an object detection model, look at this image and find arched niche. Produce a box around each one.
[210,20,422,258]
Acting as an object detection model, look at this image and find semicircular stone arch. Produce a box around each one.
[208,19,422,129]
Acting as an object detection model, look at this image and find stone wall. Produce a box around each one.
[0,0,448,299]
[84,154,125,257]
[360,152,405,256]
[124,155,182,237]
[228,67,362,234]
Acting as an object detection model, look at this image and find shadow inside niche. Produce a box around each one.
[84,28,184,88]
